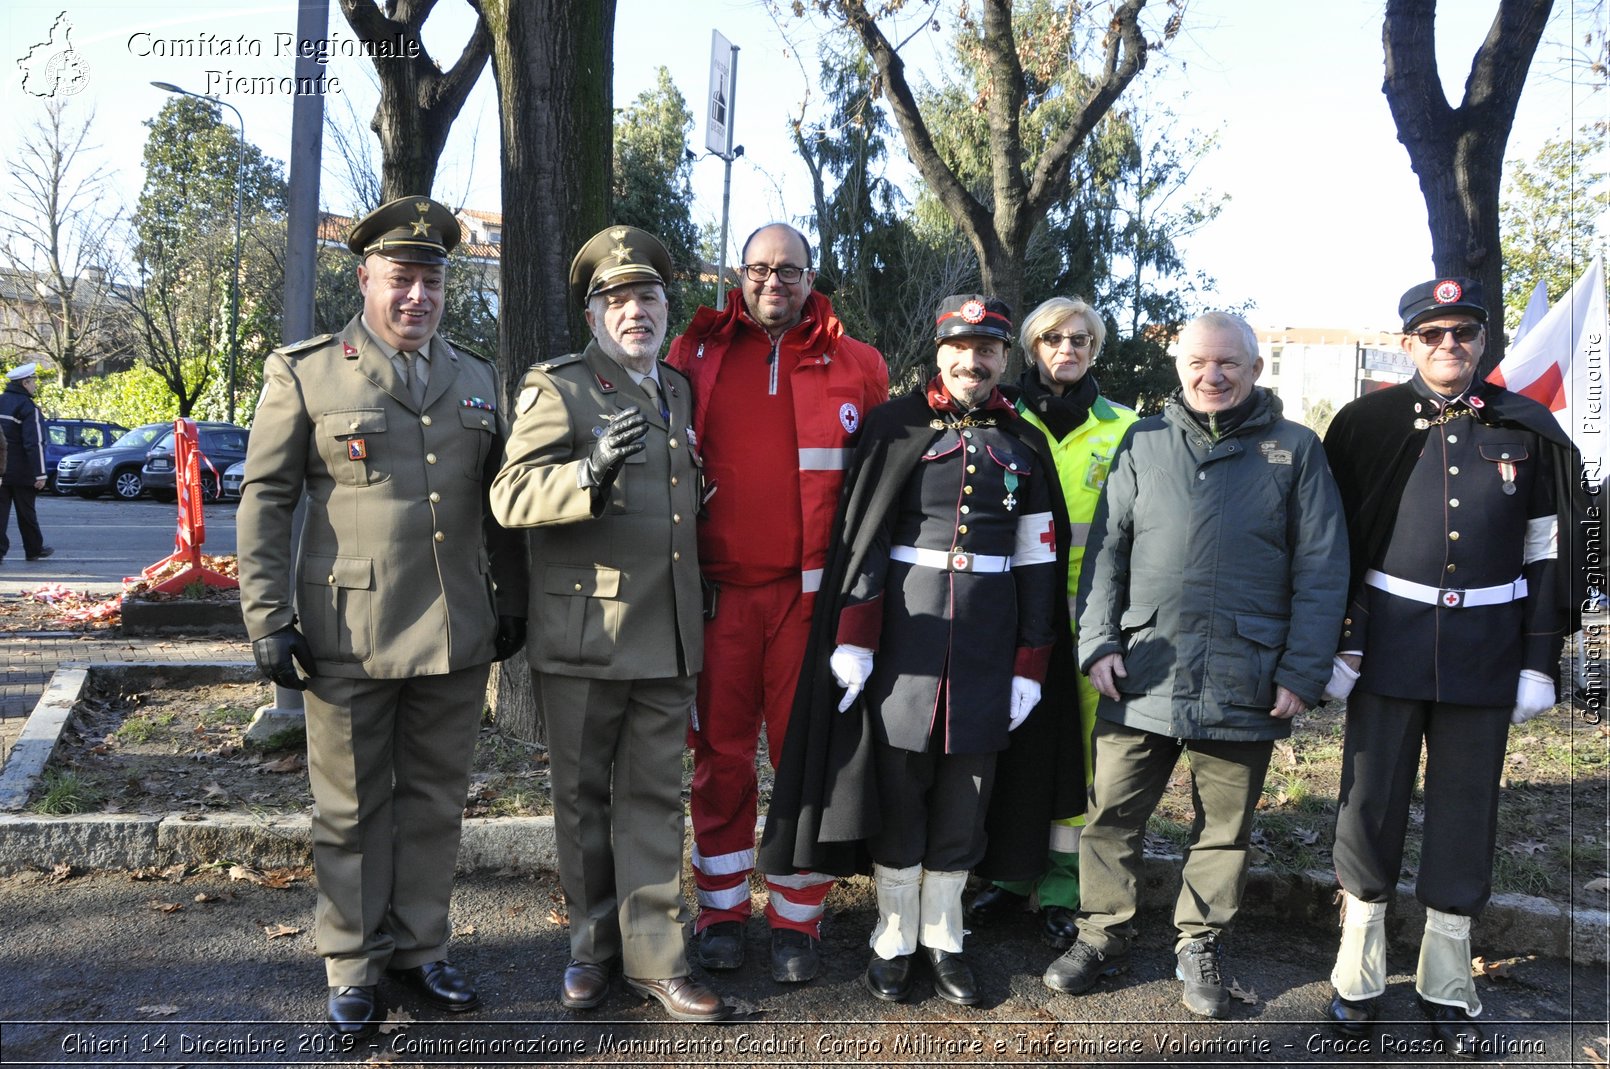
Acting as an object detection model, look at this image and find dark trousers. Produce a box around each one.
[869,740,997,871]
[0,482,44,558]
[1333,689,1511,915]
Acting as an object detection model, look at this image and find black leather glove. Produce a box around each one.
[492,615,527,662]
[253,625,318,690]
[586,405,648,492]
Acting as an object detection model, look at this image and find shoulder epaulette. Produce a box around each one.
[529,352,585,373]
[274,333,336,357]
[443,335,494,364]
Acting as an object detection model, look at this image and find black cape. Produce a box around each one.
[758,388,1084,881]
[1323,377,1591,631]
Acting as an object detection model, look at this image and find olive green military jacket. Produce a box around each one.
[238,314,528,679]
[491,342,703,680]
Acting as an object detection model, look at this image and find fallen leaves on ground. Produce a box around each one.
[1472,953,1535,979]
[546,908,568,926]
[377,1007,415,1035]
[263,923,301,939]
[1586,877,1610,894]
[136,1005,180,1017]
[148,899,184,914]
[1228,979,1258,1004]
[260,753,306,774]
[46,863,73,883]
[229,864,307,889]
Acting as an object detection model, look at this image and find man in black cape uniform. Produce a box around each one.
[1321,275,1588,1051]
[758,294,1083,1005]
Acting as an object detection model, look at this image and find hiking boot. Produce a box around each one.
[1042,938,1126,994]
[693,921,744,970]
[769,927,820,983]
[1175,935,1231,1018]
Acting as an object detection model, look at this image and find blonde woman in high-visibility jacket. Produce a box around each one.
[969,296,1138,949]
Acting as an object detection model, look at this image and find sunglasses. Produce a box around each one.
[1038,331,1093,349]
[1407,324,1482,346]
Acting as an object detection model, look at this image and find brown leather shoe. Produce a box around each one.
[626,975,733,1022]
[560,960,612,1010]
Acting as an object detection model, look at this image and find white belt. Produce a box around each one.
[891,545,1013,573]
[1364,569,1528,609]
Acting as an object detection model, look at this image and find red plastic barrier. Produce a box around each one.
[133,418,237,595]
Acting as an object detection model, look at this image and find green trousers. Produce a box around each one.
[1075,718,1273,955]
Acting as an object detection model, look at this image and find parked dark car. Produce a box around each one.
[54,422,169,500]
[141,423,250,501]
[42,419,125,490]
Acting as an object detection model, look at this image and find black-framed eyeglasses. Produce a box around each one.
[740,263,807,284]
[1407,323,1482,346]
[1038,331,1093,349]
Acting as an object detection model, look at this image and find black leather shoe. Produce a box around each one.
[923,946,980,1006]
[1419,996,1483,1058]
[864,953,915,1002]
[560,960,612,1010]
[387,960,480,1012]
[770,927,821,983]
[967,884,1031,921]
[1329,992,1377,1037]
[326,985,380,1039]
[1043,905,1078,950]
[626,975,733,1022]
[694,920,745,970]
[25,547,53,561]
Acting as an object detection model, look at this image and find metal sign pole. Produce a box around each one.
[708,31,739,311]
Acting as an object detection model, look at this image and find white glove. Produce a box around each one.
[1008,676,1041,731]
[1512,669,1556,724]
[829,644,875,714]
[1322,656,1361,702]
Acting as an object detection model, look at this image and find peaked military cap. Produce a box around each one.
[569,225,672,307]
[348,196,461,264]
[934,293,1013,343]
[1399,276,1488,330]
[6,362,39,381]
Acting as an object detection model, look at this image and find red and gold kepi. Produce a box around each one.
[934,293,1013,343]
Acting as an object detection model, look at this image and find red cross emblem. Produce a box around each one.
[1039,519,1056,552]
[1441,590,1463,607]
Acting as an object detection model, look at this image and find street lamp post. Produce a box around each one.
[152,81,244,425]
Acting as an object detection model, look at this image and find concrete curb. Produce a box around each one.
[1,661,1604,966]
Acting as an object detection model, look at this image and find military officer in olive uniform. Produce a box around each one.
[237,196,529,1038]
[491,226,730,1023]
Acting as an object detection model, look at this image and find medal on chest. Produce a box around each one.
[1003,471,1019,511]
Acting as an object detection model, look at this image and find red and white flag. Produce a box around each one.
[1488,255,1608,487]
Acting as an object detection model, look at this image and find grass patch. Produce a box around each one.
[114,711,177,744]
[31,771,104,815]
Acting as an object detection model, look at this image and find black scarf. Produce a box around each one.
[1180,389,1259,441]
[1015,367,1098,441]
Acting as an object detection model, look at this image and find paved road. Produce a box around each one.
[0,868,1601,1068]
[0,494,236,596]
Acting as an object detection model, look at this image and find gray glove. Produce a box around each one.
[586,405,648,492]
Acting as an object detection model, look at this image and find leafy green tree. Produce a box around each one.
[612,67,704,330]
[126,97,286,417]
[36,361,188,427]
[1500,123,1608,330]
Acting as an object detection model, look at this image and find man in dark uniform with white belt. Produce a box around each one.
[1321,277,1578,1054]
[761,295,1067,1007]
[238,196,529,1038]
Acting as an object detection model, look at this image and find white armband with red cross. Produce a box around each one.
[1013,511,1056,566]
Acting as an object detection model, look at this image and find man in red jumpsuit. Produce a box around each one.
[667,223,888,981]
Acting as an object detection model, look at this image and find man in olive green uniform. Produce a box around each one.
[492,226,729,1023]
[238,196,528,1038]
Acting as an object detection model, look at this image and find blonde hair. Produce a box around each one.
[1020,296,1106,363]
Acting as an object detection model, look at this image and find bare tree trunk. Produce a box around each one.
[475,0,615,743]
[337,0,492,201]
[833,0,1153,377]
[1382,0,1553,375]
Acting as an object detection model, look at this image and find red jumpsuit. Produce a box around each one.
[667,289,888,935]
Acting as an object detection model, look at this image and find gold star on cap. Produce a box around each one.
[569,225,674,307]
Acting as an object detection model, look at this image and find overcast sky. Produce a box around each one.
[4,0,1601,331]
